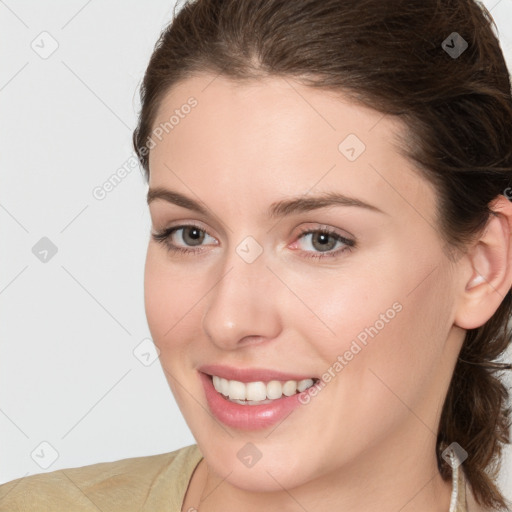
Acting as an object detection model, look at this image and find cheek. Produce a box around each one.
[143,247,204,351]
[280,264,453,461]
[143,248,211,409]
[288,255,453,402]
[282,263,403,360]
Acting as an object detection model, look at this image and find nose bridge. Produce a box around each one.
[201,240,282,348]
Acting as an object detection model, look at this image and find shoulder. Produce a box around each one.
[0,444,202,512]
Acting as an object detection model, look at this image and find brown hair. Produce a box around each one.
[132,0,512,509]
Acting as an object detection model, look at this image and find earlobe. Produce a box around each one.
[454,195,512,330]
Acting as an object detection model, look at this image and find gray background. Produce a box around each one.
[1,0,511,501]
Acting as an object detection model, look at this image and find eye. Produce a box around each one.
[151,223,355,260]
[293,227,355,260]
[151,223,217,255]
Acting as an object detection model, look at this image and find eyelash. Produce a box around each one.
[151,223,355,260]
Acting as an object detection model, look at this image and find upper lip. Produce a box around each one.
[198,364,317,383]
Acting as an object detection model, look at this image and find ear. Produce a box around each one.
[454,195,512,330]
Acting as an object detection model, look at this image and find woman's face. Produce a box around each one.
[144,74,464,492]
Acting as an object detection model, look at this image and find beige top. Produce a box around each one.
[0,443,486,511]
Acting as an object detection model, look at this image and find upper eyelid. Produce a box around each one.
[171,222,215,237]
[297,224,354,239]
[164,223,216,242]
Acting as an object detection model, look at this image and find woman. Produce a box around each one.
[1,0,511,511]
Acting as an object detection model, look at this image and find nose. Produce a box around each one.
[201,248,282,350]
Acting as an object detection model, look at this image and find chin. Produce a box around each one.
[195,436,319,493]
[222,462,312,493]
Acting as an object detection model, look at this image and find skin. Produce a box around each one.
[144,73,512,512]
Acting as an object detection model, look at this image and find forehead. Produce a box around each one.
[147,73,436,223]
[149,73,403,163]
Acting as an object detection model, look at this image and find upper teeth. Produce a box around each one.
[212,375,315,401]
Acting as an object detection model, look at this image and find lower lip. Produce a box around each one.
[199,371,314,430]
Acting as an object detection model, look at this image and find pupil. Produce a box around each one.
[185,227,204,246]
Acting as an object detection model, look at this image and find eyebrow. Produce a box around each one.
[146,187,385,218]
